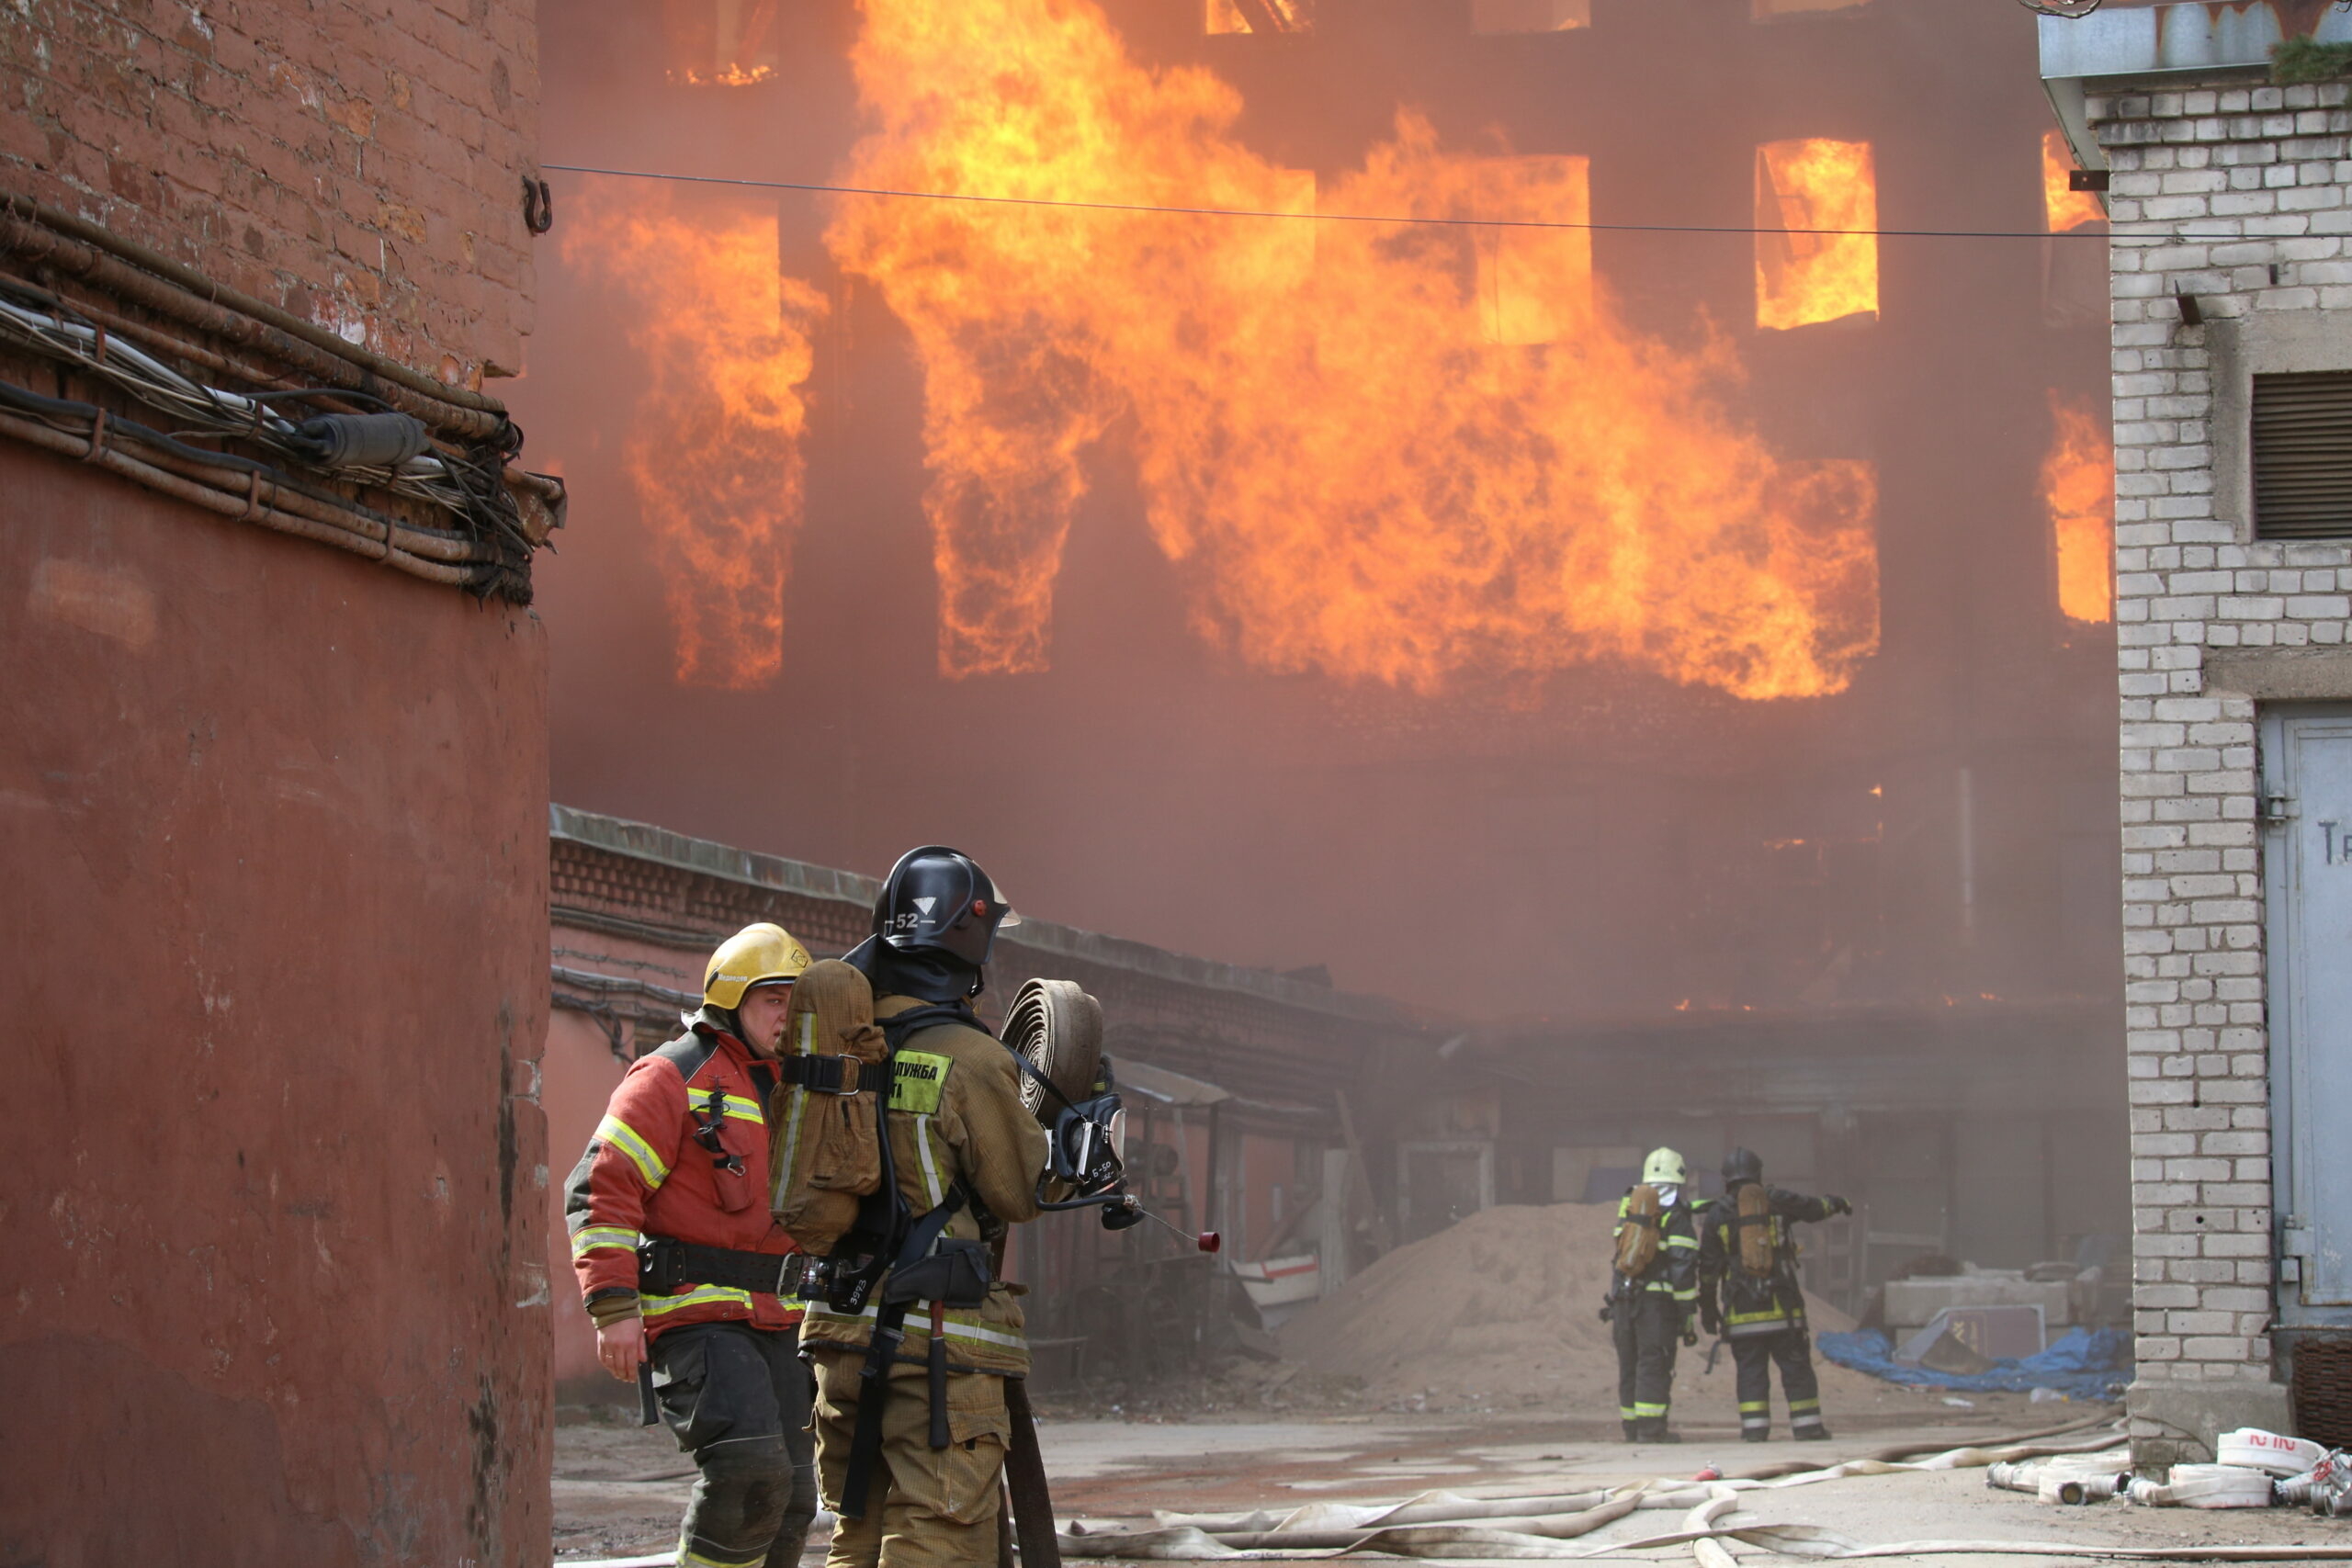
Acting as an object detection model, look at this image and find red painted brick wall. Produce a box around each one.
[0,0,538,379]
[0,442,551,1565]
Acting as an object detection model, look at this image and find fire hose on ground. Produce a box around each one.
[1053,1416,2352,1562]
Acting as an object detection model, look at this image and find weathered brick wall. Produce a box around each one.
[2095,79,2352,1444]
[0,0,538,379]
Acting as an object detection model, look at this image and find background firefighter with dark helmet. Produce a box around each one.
[799,844,1054,1567]
[1603,1147,1702,1443]
[565,922,820,1568]
[1697,1145,1853,1442]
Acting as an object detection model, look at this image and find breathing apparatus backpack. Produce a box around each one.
[766,961,892,1258]
[1733,1182,1779,1278]
[1614,1183,1663,1277]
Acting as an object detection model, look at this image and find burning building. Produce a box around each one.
[515,0,2127,1353]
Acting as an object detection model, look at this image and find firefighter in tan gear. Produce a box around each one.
[1603,1147,1702,1443]
[1697,1145,1851,1442]
[567,923,818,1568]
[798,845,1051,1568]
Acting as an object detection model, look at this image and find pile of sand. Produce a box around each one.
[1277,1201,1887,1416]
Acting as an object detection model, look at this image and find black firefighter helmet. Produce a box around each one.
[872,844,1021,970]
[1722,1146,1765,1189]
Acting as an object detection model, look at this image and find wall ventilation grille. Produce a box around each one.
[2254,371,2352,540]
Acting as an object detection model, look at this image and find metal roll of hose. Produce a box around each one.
[1001,978,1104,1124]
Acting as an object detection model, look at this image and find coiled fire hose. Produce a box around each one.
[1001,977,1104,1122]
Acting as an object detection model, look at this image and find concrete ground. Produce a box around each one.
[555,1393,2350,1565]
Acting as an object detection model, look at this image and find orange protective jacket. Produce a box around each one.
[565,1011,803,1339]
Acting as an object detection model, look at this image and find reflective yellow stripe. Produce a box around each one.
[718,1090,763,1124]
[1739,1401,1770,1414]
[802,1300,1025,1350]
[1790,1398,1821,1414]
[570,1224,639,1259]
[642,1284,754,1318]
[597,1115,670,1188]
[682,1542,769,1568]
[1665,1235,1700,1249]
[1729,1307,1792,1324]
[1633,1402,1669,1417]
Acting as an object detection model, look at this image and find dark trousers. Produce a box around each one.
[651,1321,820,1568]
[1731,1327,1824,1438]
[1611,1290,1679,1438]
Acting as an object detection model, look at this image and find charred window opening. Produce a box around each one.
[662,0,778,85]
[2254,371,2352,540]
[1755,139,1880,332]
[1471,0,1589,33]
[1207,0,1312,35]
[1753,0,1871,17]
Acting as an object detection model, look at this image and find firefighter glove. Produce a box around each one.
[1681,1315,1699,1348]
[1598,1301,1614,1324]
[1826,1194,1853,1216]
[1701,1301,1722,1338]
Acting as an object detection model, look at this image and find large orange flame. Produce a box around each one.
[2043,391,2113,625]
[562,180,827,688]
[2041,130,2107,233]
[826,0,1880,697]
[1756,139,1879,331]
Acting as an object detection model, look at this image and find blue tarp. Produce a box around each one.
[1815,1326,2132,1399]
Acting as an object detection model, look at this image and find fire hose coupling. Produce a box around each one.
[286,410,433,470]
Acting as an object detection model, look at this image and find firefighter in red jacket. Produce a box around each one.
[567,922,818,1568]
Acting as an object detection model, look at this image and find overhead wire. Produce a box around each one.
[545,161,2160,241]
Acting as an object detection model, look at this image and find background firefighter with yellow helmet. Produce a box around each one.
[1698,1145,1852,1443]
[566,921,820,1568]
[1602,1146,1702,1443]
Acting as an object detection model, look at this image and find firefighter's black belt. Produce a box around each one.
[772,1054,864,1094]
[638,1235,808,1297]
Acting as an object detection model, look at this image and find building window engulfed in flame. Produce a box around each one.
[1471,0,1589,31]
[561,180,826,689]
[1755,139,1879,332]
[2041,129,2106,232]
[1471,155,1590,345]
[665,0,778,85]
[2043,392,2114,625]
[1207,0,1311,34]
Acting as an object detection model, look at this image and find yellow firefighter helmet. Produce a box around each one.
[1641,1146,1689,1187]
[703,922,813,1009]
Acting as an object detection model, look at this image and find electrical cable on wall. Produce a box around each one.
[0,276,550,599]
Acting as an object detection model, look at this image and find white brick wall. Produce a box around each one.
[2093,81,2352,1432]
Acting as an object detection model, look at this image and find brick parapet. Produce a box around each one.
[549,815,1431,1116]
[2088,79,2352,1415]
[0,0,538,381]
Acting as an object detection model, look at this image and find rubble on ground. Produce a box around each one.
[1276,1202,1888,1415]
